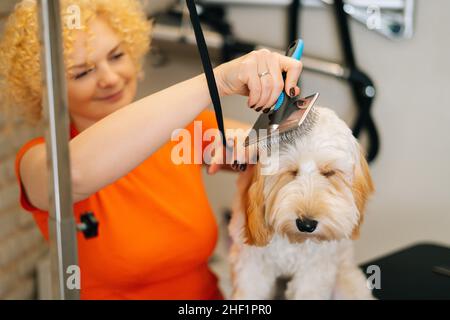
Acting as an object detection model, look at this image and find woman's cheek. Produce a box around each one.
[67,79,97,111]
[121,54,139,80]
[119,60,139,100]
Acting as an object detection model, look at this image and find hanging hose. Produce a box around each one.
[333,0,380,163]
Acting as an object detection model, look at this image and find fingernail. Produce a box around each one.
[239,164,247,171]
[290,87,296,97]
[255,107,263,112]
[263,108,271,114]
[249,105,256,109]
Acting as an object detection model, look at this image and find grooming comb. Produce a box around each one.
[244,39,319,151]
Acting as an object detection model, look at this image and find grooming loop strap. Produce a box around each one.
[186,0,227,146]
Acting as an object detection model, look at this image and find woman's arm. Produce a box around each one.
[20,50,302,211]
[21,73,213,211]
[72,74,213,196]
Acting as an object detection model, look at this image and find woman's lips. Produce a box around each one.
[98,88,124,103]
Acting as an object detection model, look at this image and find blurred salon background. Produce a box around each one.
[0,0,449,299]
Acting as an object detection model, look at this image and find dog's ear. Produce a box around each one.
[242,164,273,246]
[351,146,375,239]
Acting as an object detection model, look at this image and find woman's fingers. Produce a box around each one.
[266,51,286,109]
[234,49,303,111]
[207,135,250,174]
[251,51,303,111]
[278,54,303,97]
[254,49,273,112]
[240,56,262,108]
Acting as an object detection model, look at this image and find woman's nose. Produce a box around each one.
[98,63,120,88]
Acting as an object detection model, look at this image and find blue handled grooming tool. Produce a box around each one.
[273,39,304,112]
[245,39,319,151]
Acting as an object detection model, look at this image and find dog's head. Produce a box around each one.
[242,107,374,246]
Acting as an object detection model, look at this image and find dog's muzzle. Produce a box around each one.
[296,218,318,233]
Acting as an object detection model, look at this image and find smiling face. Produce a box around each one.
[66,17,138,131]
[243,107,374,246]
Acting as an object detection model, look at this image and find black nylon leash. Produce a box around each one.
[186,0,227,147]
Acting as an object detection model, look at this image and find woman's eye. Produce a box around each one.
[74,68,94,80]
[110,52,124,61]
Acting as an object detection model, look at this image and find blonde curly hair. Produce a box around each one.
[0,0,152,124]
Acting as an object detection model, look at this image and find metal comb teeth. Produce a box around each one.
[257,104,319,153]
[244,92,320,153]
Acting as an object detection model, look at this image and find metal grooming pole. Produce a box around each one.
[38,0,80,300]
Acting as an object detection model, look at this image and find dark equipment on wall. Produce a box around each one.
[153,0,381,162]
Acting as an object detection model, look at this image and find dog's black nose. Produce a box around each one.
[296,218,318,233]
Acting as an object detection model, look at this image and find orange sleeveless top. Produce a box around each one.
[15,110,223,300]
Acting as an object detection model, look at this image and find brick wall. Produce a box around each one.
[1,1,50,299]
[0,120,49,300]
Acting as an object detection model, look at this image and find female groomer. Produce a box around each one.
[0,0,302,299]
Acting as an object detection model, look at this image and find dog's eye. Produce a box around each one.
[321,170,336,178]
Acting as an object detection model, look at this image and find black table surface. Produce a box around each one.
[359,242,450,300]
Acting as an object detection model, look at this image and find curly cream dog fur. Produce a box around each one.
[229,107,375,300]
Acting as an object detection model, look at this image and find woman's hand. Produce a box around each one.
[214,49,303,112]
[206,134,255,175]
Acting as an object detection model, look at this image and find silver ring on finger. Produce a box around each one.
[258,70,270,78]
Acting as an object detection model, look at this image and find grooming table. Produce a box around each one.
[359,242,450,300]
